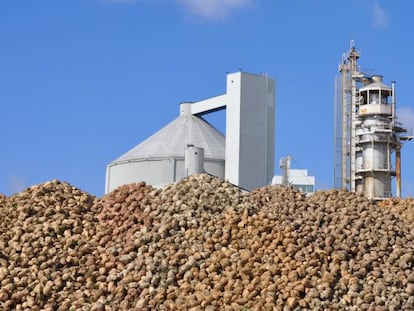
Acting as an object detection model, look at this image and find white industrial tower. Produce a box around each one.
[181,71,276,190]
[334,41,412,200]
[106,71,275,193]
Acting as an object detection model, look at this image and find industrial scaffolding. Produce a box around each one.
[334,41,412,200]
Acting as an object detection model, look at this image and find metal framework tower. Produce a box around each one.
[334,41,412,200]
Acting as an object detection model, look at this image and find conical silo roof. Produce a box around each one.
[110,113,225,165]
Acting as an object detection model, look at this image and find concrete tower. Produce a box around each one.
[181,71,275,190]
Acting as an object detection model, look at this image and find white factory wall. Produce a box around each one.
[225,72,275,190]
[106,158,225,193]
[272,169,315,194]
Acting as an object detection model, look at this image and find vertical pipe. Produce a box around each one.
[392,81,400,198]
[349,52,358,192]
[172,158,177,182]
[334,76,339,188]
[341,68,348,189]
[281,156,289,187]
[392,81,396,127]
[396,143,401,198]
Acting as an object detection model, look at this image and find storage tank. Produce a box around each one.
[184,144,204,177]
[105,107,225,193]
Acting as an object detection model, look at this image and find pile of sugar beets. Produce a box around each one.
[1,173,414,310]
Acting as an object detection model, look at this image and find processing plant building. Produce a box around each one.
[106,71,275,193]
[334,41,412,200]
[106,42,411,200]
[272,155,315,194]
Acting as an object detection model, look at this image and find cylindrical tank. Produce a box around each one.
[364,172,391,198]
[355,179,364,193]
[355,150,363,170]
[105,111,225,193]
[185,144,204,177]
[362,144,388,170]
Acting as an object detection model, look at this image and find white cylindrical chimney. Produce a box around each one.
[185,144,204,177]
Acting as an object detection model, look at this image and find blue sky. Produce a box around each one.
[2,0,414,197]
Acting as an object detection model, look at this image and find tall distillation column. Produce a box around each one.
[334,42,412,200]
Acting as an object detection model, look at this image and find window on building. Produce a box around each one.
[293,184,314,193]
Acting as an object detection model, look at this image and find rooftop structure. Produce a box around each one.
[272,155,315,194]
